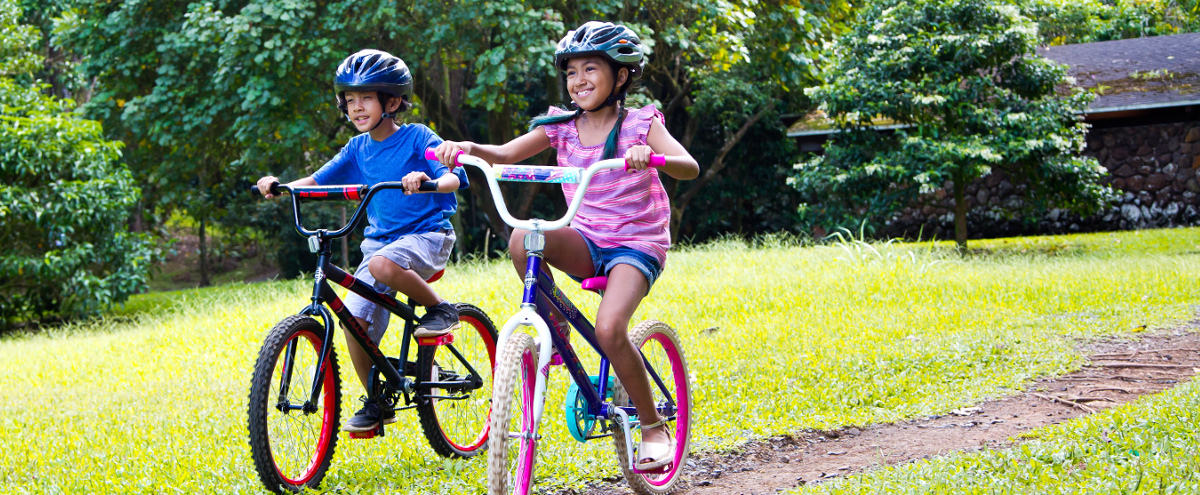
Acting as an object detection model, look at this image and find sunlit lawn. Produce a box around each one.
[1,228,1197,494]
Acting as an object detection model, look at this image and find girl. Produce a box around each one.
[433,21,699,469]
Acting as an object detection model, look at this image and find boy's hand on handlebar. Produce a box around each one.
[433,141,471,168]
[256,176,281,198]
[402,171,432,194]
[624,145,654,172]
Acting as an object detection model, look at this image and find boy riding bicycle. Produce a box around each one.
[256,49,468,433]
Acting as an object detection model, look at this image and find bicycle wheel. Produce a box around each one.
[416,303,498,458]
[247,315,342,494]
[611,320,692,495]
[487,333,539,495]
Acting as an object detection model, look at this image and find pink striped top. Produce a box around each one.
[541,104,672,267]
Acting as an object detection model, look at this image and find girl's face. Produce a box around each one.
[565,56,627,110]
[343,90,392,132]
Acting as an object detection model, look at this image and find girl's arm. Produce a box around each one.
[628,117,700,180]
[434,128,552,167]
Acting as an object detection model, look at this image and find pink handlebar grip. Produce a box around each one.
[625,154,666,172]
[425,148,464,163]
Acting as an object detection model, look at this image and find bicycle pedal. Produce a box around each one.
[416,333,455,346]
[549,352,564,366]
[348,430,378,439]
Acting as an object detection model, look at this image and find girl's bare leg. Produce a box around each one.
[594,264,668,446]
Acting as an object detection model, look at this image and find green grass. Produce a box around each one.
[1,228,1198,494]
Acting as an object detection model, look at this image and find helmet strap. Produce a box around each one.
[369,93,398,131]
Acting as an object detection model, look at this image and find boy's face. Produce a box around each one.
[343,90,400,132]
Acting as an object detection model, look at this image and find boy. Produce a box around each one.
[257,49,468,432]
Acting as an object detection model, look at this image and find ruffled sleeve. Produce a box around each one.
[626,104,664,145]
[538,106,574,150]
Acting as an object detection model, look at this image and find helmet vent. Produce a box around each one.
[592,29,620,44]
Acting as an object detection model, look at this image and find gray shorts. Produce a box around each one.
[345,230,455,343]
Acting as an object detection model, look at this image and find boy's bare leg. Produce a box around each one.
[368,256,441,306]
[594,264,668,446]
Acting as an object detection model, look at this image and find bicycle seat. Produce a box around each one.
[580,276,606,293]
[426,269,445,284]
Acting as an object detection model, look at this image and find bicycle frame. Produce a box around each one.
[266,181,484,415]
[440,151,676,449]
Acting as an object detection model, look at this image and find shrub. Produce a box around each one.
[0,78,155,326]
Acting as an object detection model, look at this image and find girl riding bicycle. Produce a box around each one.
[433,21,699,470]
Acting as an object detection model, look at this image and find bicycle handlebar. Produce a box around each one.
[425,148,664,233]
[251,181,438,198]
[249,180,440,239]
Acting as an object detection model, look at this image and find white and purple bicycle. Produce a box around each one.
[428,150,692,495]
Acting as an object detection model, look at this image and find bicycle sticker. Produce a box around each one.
[497,165,581,184]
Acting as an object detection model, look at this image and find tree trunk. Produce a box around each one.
[953,170,968,252]
[198,217,210,287]
[669,101,775,242]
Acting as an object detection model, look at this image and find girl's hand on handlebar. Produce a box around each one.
[433,141,471,168]
[256,176,280,198]
[624,145,654,172]
[402,171,432,195]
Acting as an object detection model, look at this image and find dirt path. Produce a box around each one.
[568,320,1200,495]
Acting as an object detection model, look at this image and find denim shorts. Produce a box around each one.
[345,229,455,343]
[567,235,663,293]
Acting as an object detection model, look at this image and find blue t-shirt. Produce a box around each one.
[312,124,468,241]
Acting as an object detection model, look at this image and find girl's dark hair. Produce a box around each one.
[528,61,633,160]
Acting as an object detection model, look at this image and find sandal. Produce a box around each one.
[635,418,675,470]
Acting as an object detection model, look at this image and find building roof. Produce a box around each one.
[789,32,1200,137]
[1037,31,1200,115]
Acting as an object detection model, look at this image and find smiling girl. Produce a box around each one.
[433,21,699,470]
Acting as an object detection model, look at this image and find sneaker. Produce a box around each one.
[342,396,397,432]
[413,302,461,338]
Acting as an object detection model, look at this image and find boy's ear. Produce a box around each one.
[386,95,403,114]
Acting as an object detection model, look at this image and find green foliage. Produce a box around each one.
[791,0,1115,248]
[0,0,38,78]
[0,77,155,325]
[43,0,853,263]
[1028,0,1200,45]
[0,227,1197,491]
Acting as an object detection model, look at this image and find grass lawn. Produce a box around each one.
[1,228,1197,494]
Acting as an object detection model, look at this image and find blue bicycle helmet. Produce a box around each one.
[334,49,413,125]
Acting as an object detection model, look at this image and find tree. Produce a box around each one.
[790,0,1114,250]
[1028,0,1200,45]
[0,0,154,326]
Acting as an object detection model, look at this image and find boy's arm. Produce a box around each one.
[434,170,460,193]
[433,127,552,166]
[256,175,317,199]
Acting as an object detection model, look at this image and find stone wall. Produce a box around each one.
[881,120,1200,239]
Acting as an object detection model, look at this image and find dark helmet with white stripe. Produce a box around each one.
[554,21,645,78]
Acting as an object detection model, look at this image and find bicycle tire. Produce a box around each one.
[611,320,692,495]
[416,303,498,458]
[247,315,342,494]
[487,333,539,495]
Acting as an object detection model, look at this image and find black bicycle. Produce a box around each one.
[246,180,497,493]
